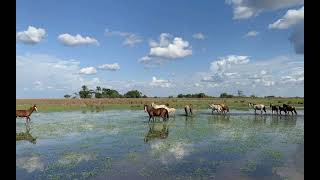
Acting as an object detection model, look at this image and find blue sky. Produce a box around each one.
[16,0,304,98]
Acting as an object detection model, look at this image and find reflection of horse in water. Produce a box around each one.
[207,114,230,124]
[144,122,169,142]
[16,124,37,144]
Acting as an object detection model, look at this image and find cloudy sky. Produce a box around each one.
[16,0,304,98]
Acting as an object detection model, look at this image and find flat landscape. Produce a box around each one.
[16,97,304,112]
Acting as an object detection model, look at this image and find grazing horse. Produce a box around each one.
[151,102,176,115]
[209,104,223,114]
[16,105,38,123]
[270,104,279,115]
[144,105,169,122]
[283,104,297,115]
[249,103,266,114]
[184,105,193,116]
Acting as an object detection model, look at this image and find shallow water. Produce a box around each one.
[16,109,304,180]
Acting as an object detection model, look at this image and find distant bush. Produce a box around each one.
[176,93,209,98]
[220,93,233,98]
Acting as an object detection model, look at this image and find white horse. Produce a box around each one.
[249,103,266,114]
[209,104,223,114]
[151,102,176,115]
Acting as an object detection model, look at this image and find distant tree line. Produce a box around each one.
[177,93,208,98]
[64,85,147,99]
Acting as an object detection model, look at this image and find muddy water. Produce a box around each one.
[16,110,304,180]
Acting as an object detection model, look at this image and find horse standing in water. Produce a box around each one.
[151,102,176,115]
[270,104,279,115]
[219,104,229,114]
[209,104,222,114]
[16,105,38,123]
[184,105,193,116]
[249,103,266,115]
[278,106,287,115]
[283,104,297,115]
[144,105,169,122]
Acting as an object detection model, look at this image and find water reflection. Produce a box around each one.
[207,114,230,124]
[144,121,169,142]
[16,124,37,144]
[271,115,297,127]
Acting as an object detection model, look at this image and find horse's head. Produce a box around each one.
[33,104,38,112]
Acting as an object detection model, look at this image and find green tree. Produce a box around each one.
[95,86,102,98]
[237,90,243,97]
[220,92,233,98]
[64,94,71,98]
[79,85,92,98]
[101,88,121,98]
[177,94,184,98]
[124,90,143,98]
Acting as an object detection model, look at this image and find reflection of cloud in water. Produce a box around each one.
[16,155,44,173]
[273,143,304,180]
[58,152,95,165]
[151,141,193,164]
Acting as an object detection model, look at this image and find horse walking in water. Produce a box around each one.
[219,104,229,114]
[144,105,169,122]
[278,106,287,115]
[184,105,193,116]
[209,104,223,114]
[151,102,176,115]
[283,104,297,115]
[270,104,278,115]
[16,105,38,123]
[249,103,266,115]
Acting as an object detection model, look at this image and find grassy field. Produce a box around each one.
[16,97,304,112]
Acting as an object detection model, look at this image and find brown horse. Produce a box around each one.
[144,105,169,122]
[283,104,297,115]
[16,104,38,123]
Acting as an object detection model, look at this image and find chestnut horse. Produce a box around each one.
[16,104,38,123]
[144,105,169,122]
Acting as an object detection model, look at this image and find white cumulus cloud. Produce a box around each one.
[226,0,304,19]
[149,76,172,88]
[58,33,99,46]
[16,26,46,44]
[269,6,304,29]
[98,63,120,71]
[79,67,97,75]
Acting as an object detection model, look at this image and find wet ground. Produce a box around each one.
[16,109,304,180]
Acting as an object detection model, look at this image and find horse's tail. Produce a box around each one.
[263,106,266,112]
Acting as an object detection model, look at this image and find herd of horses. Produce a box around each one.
[144,102,298,122]
[16,102,298,124]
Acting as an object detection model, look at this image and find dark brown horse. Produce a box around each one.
[16,104,38,123]
[278,106,287,115]
[144,105,169,122]
[184,105,193,116]
[270,104,278,115]
[283,104,297,115]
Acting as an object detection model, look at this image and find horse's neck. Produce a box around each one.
[29,107,35,114]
